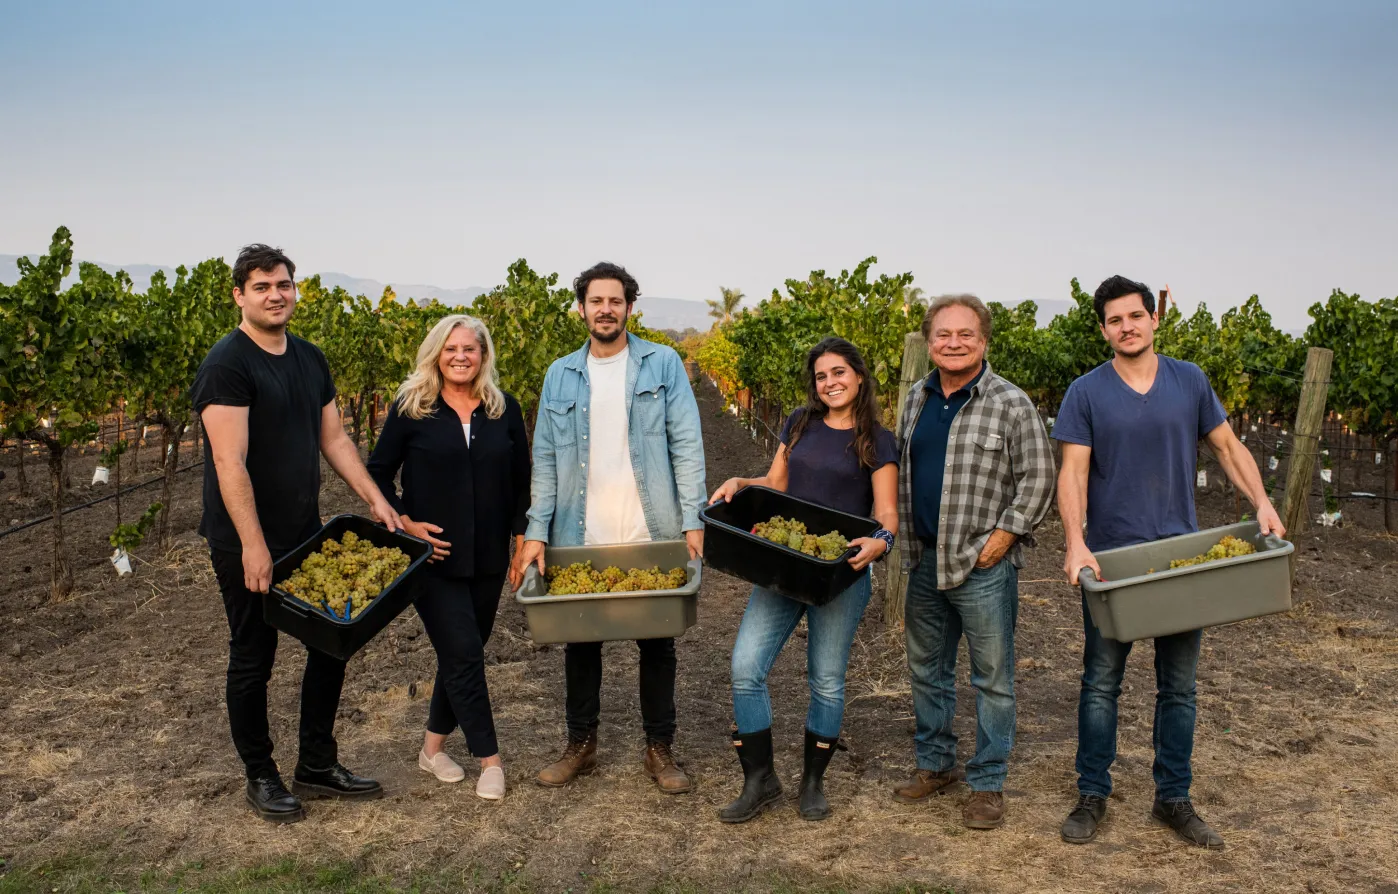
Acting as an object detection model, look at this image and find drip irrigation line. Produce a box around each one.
[0,460,204,541]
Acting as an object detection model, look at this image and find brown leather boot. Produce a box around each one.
[963,790,1005,830]
[536,733,598,787]
[891,767,964,804]
[643,740,692,794]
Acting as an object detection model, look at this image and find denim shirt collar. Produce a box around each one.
[562,331,658,372]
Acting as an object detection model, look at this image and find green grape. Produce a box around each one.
[274,531,413,618]
[543,560,688,595]
[749,516,849,559]
[1167,535,1256,570]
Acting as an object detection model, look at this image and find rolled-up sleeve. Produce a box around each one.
[995,402,1056,545]
[664,351,707,532]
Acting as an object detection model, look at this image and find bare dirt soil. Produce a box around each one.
[2,380,1396,893]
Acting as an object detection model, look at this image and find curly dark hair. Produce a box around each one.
[1093,275,1155,323]
[233,244,296,291]
[785,337,883,470]
[574,261,639,305]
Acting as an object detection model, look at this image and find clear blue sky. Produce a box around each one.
[2,0,1394,328]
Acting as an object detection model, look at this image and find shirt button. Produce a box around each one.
[579,490,584,495]
[583,435,588,439]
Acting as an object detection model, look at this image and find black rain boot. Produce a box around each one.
[717,728,783,823]
[798,728,842,821]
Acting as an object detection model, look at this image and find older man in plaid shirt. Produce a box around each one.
[891,294,1055,830]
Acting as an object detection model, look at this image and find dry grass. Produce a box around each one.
[3,389,1398,892]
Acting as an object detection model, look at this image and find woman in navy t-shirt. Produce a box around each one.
[708,337,899,824]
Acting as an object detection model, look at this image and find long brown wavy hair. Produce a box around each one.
[785,337,882,469]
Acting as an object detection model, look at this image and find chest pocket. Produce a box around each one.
[541,398,577,446]
[975,433,1004,452]
[634,382,666,435]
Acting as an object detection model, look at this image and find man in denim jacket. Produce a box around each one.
[516,262,707,794]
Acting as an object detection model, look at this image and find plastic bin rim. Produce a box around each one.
[1080,528,1294,595]
[514,556,702,605]
[269,514,434,626]
[698,485,875,567]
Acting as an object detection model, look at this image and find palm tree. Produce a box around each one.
[902,286,925,315]
[707,287,744,326]
[707,287,744,323]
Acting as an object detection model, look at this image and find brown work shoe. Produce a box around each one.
[643,740,692,794]
[892,767,963,803]
[963,790,1005,830]
[536,732,598,787]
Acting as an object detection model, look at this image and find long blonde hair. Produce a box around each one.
[394,314,506,420]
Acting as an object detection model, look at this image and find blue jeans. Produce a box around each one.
[1076,596,1202,802]
[904,559,1018,791]
[730,571,872,738]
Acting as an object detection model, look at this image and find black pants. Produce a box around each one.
[209,547,344,780]
[416,571,504,758]
[564,638,677,743]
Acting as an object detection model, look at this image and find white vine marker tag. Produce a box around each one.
[1197,470,1208,487]
[1378,452,1385,465]
[111,548,133,577]
[1269,456,1279,471]
[92,466,110,485]
[1320,468,1332,483]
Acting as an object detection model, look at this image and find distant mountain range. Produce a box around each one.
[0,253,722,333]
[0,252,1119,334]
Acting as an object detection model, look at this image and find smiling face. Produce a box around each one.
[233,263,296,332]
[437,324,482,389]
[928,304,986,375]
[812,351,862,412]
[1100,292,1158,358]
[580,278,631,344]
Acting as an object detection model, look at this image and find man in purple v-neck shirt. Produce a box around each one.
[1053,276,1283,851]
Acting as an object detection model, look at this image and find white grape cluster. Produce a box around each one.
[277,530,411,620]
[1168,535,1256,570]
[544,561,687,595]
[750,516,849,560]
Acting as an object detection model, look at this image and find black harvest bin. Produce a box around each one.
[701,485,879,606]
[264,514,433,661]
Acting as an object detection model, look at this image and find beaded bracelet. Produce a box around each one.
[871,528,895,557]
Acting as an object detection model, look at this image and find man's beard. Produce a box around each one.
[1114,338,1151,359]
[588,314,626,343]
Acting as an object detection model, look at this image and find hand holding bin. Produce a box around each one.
[514,540,702,644]
[1079,521,1295,642]
[264,514,434,661]
[699,485,880,607]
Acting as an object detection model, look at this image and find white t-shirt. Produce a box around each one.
[584,346,651,545]
[462,423,470,448]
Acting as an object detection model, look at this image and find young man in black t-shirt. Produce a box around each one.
[191,244,401,823]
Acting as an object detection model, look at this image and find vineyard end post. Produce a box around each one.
[1280,346,1333,579]
[884,330,929,628]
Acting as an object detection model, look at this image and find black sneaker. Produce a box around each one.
[1152,798,1225,849]
[292,763,384,801]
[1060,793,1107,844]
[246,775,305,824]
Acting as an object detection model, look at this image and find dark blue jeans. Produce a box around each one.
[904,559,1019,791]
[1075,595,1203,802]
[730,571,872,738]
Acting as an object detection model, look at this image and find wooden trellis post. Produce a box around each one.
[883,330,929,627]
[1280,347,1333,579]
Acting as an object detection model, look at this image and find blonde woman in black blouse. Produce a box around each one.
[368,314,530,800]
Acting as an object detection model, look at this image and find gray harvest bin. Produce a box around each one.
[1080,521,1294,642]
[515,540,702,645]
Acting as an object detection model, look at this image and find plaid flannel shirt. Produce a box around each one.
[897,361,1056,590]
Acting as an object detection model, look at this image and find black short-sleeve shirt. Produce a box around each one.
[779,409,899,518]
[190,329,336,554]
